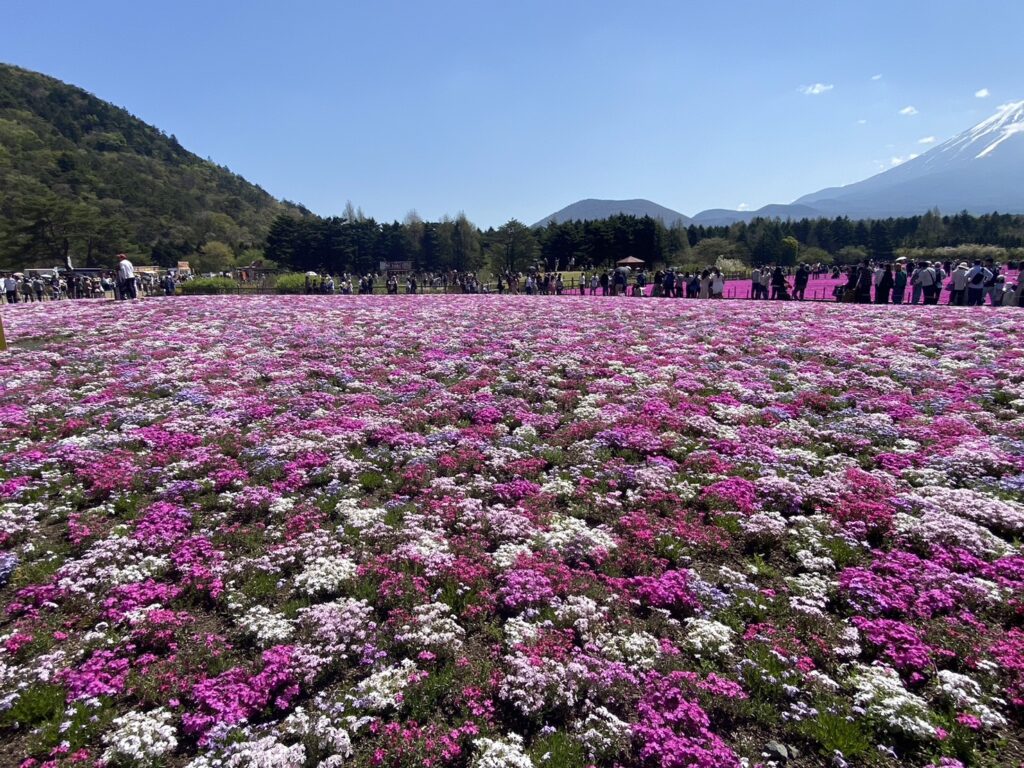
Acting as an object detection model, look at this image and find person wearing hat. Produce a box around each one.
[990,275,1006,306]
[950,262,969,306]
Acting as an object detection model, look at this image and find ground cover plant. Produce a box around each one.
[1,295,1023,768]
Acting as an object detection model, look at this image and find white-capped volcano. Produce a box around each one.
[936,100,1024,160]
[789,100,1024,217]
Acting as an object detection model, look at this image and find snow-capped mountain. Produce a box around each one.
[539,102,1024,226]
[791,99,1024,217]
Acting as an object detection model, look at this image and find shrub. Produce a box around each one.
[273,273,309,294]
[178,277,237,295]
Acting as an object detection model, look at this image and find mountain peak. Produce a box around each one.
[534,199,690,227]
[938,99,1024,160]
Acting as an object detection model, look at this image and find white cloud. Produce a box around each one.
[871,74,883,81]
[799,83,834,95]
[889,153,919,167]
[737,203,750,211]
[899,105,918,116]
[975,88,990,98]
[857,119,868,124]
[918,136,937,144]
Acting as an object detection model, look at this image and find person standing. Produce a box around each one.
[793,264,809,300]
[965,260,992,306]
[856,261,873,303]
[711,269,725,299]
[892,262,908,304]
[949,262,969,306]
[920,262,940,305]
[751,267,762,299]
[875,264,894,304]
[759,267,771,299]
[699,269,712,299]
[909,263,924,305]
[991,275,1006,306]
[931,262,946,304]
[118,254,137,300]
[661,268,674,298]
[983,258,1000,305]
[3,274,17,304]
[771,266,786,300]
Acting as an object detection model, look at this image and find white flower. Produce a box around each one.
[102,708,177,765]
[352,660,418,712]
[472,733,534,768]
[685,618,735,656]
[577,706,631,759]
[554,595,606,640]
[596,631,662,670]
[294,555,358,596]
[935,670,1007,728]
[850,663,935,740]
[492,543,533,570]
[237,605,294,645]
[282,706,354,759]
[538,515,616,558]
[336,499,387,529]
[395,602,465,651]
[222,735,306,767]
[504,615,541,647]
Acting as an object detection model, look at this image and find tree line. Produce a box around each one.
[262,209,1024,275]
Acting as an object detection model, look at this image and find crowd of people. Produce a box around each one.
[1,255,184,304]
[833,258,1018,306]
[4,256,1022,308]
[1,271,119,302]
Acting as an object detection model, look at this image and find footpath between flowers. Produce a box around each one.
[1,296,1023,768]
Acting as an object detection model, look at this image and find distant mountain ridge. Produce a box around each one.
[538,101,1024,227]
[534,198,690,227]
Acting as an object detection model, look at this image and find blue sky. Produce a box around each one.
[2,0,1021,227]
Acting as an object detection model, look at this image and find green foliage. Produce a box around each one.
[798,710,873,760]
[273,272,309,294]
[529,731,588,767]
[0,63,302,270]
[192,240,237,273]
[0,683,65,728]
[178,277,237,295]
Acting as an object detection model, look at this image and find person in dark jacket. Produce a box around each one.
[793,264,809,300]
[875,264,893,304]
[856,261,873,303]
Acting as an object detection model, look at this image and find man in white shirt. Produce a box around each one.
[950,262,969,306]
[915,261,938,304]
[117,254,137,300]
[965,260,992,306]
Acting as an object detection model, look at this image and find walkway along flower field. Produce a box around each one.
[1,296,1023,768]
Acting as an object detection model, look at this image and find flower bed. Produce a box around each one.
[1,296,1023,767]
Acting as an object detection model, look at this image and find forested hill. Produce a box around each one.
[0,63,304,270]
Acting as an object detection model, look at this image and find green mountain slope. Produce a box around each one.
[0,63,304,270]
